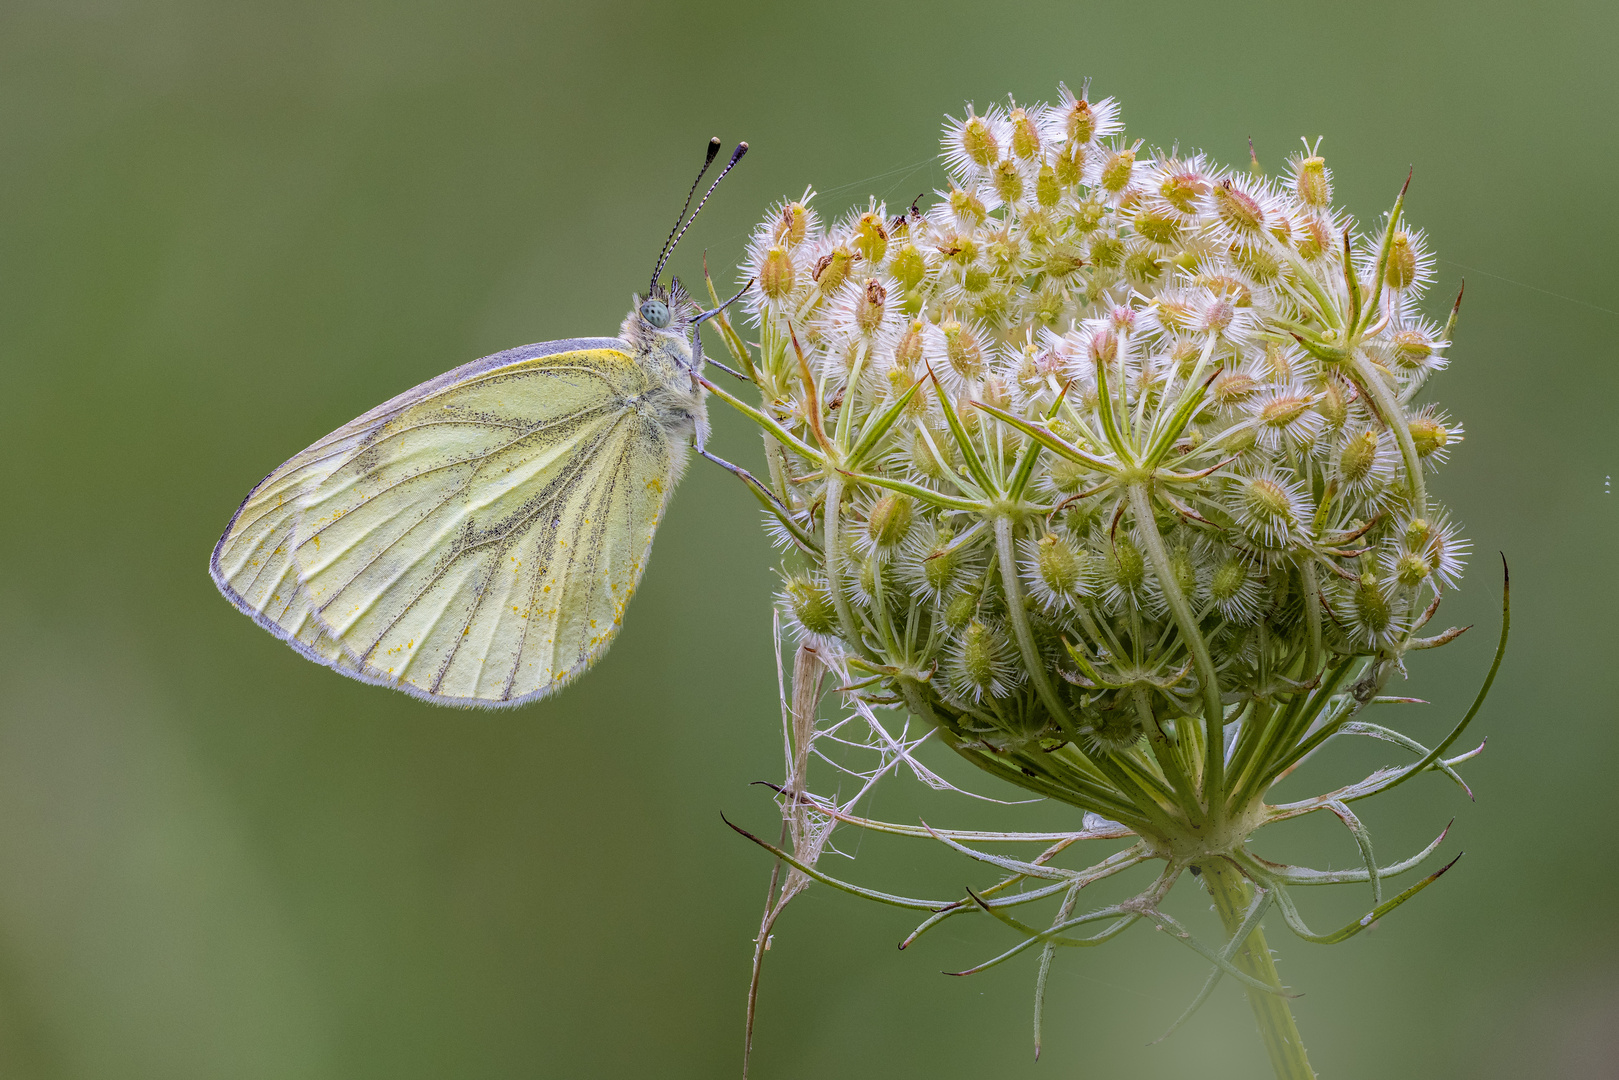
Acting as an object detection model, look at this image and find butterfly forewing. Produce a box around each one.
[212,339,680,707]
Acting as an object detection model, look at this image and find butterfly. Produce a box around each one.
[211,138,749,708]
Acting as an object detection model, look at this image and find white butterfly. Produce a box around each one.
[212,141,749,707]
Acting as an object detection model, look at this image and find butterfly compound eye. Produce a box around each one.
[640,299,671,328]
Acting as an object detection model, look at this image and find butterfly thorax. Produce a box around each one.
[620,289,709,446]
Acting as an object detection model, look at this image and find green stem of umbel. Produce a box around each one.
[1199,859,1316,1080]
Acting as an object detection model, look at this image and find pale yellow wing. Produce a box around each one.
[211,338,680,706]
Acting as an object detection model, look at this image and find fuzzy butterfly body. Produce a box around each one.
[211,289,711,707]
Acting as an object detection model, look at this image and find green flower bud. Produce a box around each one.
[993,158,1023,205]
[910,427,950,480]
[960,113,998,167]
[1394,551,1430,588]
[1295,156,1330,207]
[1009,107,1041,159]
[1100,148,1136,193]
[1409,415,1451,457]
[1035,533,1085,595]
[783,575,837,636]
[1318,380,1349,429]
[855,278,887,333]
[949,186,987,224]
[894,319,925,370]
[941,319,985,380]
[866,494,913,548]
[889,244,926,290]
[1391,329,1435,368]
[1213,181,1264,233]
[1386,231,1417,290]
[813,246,854,292]
[775,202,809,245]
[1209,560,1243,602]
[1035,163,1061,208]
[1089,235,1124,268]
[1338,430,1379,486]
[1160,169,1205,213]
[1111,535,1146,593]
[1133,209,1182,245]
[759,247,796,300]
[1124,248,1163,286]
[1085,702,1143,752]
[944,591,977,632]
[1065,98,1096,143]
[1055,142,1085,187]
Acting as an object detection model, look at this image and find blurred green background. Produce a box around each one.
[1,0,1615,1076]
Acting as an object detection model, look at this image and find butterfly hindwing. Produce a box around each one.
[212,338,680,706]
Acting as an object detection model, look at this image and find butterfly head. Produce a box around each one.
[625,279,701,356]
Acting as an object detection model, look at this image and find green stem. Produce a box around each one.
[1200,859,1315,1080]
[1129,483,1224,824]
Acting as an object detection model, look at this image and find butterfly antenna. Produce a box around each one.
[650,138,723,294]
[652,141,748,290]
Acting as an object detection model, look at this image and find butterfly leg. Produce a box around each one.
[689,280,753,384]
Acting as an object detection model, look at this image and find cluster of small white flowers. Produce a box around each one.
[737,82,1467,752]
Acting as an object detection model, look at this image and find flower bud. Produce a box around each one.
[951,618,1013,699]
[1124,249,1163,286]
[1390,329,1435,368]
[1213,180,1264,233]
[855,278,887,332]
[1100,147,1136,194]
[941,319,985,380]
[1167,546,1198,598]
[775,202,809,245]
[1033,533,1085,596]
[1055,143,1085,187]
[866,494,913,548]
[918,528,964,596]
[1409,415,1452,458]
[1394,551,1430,588]
[1111,535,1146,594]
[909,428,951,480]
[1085,704,1143,752]
[1212,372,1260,407]
[1336,432,1378,489]
[1209,555,1256,620]
[1232,242,1280,282]
[1351,573,1393,639]
[993,158,1024,205]
[943,591,977,632]
[813,246,855,292]
[759,247,796,300]
[1088,235,1124,268]
[783,575,837,637]
[1009,107,1041,159]
[1386,231,1416,290]
[1066,98,1096,143]
[840,214,876,261]
[949,187,987,224]
[894,319,925,369]
[889,244,926,290]
[1296,215,1331,260]
[959,112,999,168]
[1036,163,1061,207]
[1318,380,1349,429]
[1160,170,1206,214]
[1133,208,1181,246]
[1295,156,1330,207]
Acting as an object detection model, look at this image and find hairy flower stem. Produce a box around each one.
[1199,859,1315,1080]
